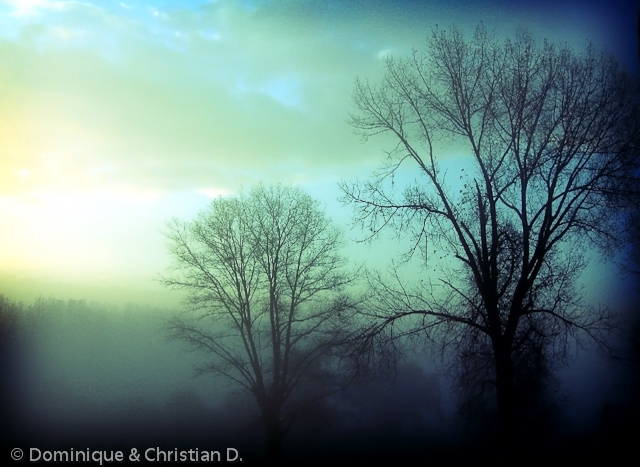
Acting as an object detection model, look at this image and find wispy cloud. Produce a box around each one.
[0,0,633,286]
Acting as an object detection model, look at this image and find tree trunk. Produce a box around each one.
[494,339,516,452]
[261,401,284,461]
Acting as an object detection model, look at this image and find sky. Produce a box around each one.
[0,0,638,305]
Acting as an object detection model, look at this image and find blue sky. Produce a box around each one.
[0,0,637,303]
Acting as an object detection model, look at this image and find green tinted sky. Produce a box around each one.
[0,0,636,302]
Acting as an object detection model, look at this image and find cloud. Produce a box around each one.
[4,0,69,18]
[3,1,631,197]
[1,0,633,286]
[1,0,387,198]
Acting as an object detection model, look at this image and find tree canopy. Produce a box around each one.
[162,184,357,458]
[341,23,640,444]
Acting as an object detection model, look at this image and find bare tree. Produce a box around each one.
[162,185,357,459]
[340,24,639,444]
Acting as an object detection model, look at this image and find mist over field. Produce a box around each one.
[1,297,448,458]
[1,0,639,463]
[2,283,638,462]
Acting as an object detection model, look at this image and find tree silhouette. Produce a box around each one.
[162,185,357,459]
[340,24,639,448]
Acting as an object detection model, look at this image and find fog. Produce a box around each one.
[2,285,638,462]
[2,298,258,453]
[1,0,638,463]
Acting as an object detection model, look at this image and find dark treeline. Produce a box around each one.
[1,292,638,463]
[0,295,445,461]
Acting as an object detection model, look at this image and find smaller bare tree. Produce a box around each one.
[161,185,357,459]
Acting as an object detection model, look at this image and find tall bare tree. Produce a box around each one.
[340,24,639,444]
[162,185,356,459]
